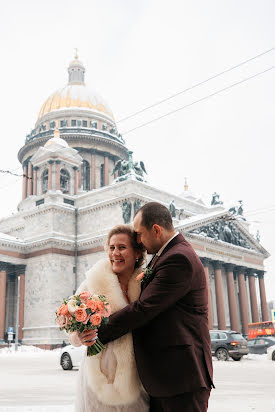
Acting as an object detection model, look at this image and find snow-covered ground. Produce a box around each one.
[1,346,275,412]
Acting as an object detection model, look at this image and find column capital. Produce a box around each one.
[213,260,223,270]
[256,270,265,278]
[224,263,235,272]
[245,268,256,277]
[56,160,61,164]
[16,265,26,275]
[234,266,246,275]
[48,160,54,165]
[0,262,8,272]
[200,257,212,266]
[33,166,39,171]
[73,166,79,171]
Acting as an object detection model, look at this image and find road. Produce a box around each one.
[0,350,275,411]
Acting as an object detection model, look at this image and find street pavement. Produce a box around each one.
[0,350,275,411]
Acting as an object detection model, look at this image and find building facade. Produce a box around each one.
[0,56,270,347]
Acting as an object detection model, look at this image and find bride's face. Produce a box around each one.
[108,233,139,277]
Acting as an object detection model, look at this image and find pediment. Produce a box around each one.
[177,210,269,257]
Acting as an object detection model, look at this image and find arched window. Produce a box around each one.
[42,169,48,193]
[82,160,90,191]
[60,169,70,193]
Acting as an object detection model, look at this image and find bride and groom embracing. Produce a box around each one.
[69,202,214,412]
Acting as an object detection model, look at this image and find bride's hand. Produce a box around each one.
[78,329,98,346]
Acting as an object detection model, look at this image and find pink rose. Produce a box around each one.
[136,271,145,281]
[75,308,89,323]
[90,313,102,326]
[57,303,69,317]
[57,315,69,328]
[86,299,98,312]
[96,300,104,311]
[79,291,91,303]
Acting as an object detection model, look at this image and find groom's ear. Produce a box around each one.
[152,224,162,238]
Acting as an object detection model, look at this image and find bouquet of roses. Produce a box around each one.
[56,291,111,356]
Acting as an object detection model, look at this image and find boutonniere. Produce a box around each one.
[136,267,153,284]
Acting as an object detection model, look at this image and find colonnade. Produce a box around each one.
[200,258,269,334]
[0,263,26,342]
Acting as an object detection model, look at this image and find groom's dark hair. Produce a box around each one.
[136,202,174,231]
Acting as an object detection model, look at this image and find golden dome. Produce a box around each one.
[37,84,114,120]
[37,55,114,120]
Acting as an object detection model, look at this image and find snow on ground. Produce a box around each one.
[0,345,62,357]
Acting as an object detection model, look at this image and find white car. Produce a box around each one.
[60,344,86,370]
[267,344,275,361]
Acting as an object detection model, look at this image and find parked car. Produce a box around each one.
[210,330,249,361]
[267,343,275,361]
[60,344,86,370]
[248,336,275,355]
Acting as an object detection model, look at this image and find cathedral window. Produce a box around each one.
[60,169,70,193]
[71,120,76,127]
[82,160,90,191]
[42,169,49,193]
[90,120,97,129]
[60,119,67,128]
[82,120,87,127]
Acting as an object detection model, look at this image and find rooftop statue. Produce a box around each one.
[169,200,176,218]
[229,200,246,220]
[211,192,223,206]
[112,151,147,183]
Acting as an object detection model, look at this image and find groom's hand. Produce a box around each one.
[78,329,98,346]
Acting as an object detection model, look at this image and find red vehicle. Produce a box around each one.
[248,321,275,339]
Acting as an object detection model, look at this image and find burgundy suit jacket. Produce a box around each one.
[98,233,214,397]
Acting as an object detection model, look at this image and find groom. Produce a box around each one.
[98,201,214,411]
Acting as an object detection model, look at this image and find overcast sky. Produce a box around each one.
[0,0,274,301]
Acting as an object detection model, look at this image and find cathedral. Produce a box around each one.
[0,55,270,348]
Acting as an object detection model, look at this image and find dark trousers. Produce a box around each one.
[149,388,211,412]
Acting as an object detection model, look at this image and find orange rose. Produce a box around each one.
[96,300,104,311]
[136,272,145,281]
[80,291,91,303]
[86,299,98,312]
[57,303,69,317]
[75,308,89,323]
[90,313,102,326]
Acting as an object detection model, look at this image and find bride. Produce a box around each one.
[69,224,149,411]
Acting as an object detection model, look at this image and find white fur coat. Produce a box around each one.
[75,259,143,406]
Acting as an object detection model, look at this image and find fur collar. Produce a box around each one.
[84,259,143,406]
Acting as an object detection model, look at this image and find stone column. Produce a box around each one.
[0,263,7,341]
[201,258,213,329]
[236,267,249,335]
[48,160,53,191]
[258,271,269,321]
[73,167,79,195]
[90,154,96,189]
[22,164,28,200]
[247,269,259,323]
[56,161,61,191]
[32,167,38,196]
[27,161,33,196]
[225,264,239,331]
[17,266,26,341]
[78,163,82,189]
[104,156,109,186]
[213,261,226,330]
